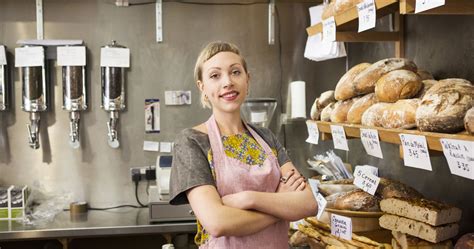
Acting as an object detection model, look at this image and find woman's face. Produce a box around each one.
[199,51,249,114]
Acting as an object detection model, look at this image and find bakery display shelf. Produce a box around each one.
[399,0,474,15]
[310,120,474,152]
[306,0,399,37]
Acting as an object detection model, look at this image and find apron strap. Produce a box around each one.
[205,115,225,162]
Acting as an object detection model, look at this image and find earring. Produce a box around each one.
[204,95,209,101]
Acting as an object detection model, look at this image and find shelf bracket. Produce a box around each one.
[394,12,405,58]
[36,0,43,40]
[156,0,163,43]
[268,0,275,45]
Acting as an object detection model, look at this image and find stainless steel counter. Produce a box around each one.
[0,208,196,241]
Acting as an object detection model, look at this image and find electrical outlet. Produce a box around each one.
[130,167,147,182]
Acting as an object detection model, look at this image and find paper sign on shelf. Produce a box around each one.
[360,128,383,158]
[15,47,44,67]
[354,165,378,176]
[353,167,380,195]
[0,46,6,65]
[57,46,86,66]
[415,0,445,14]
[399,134,432,171]
[100,47,130,68]
[357,0,376,32]
[306,121,319,145]
[316,193,327,220]
[331,214,352,241]
[322,16,336,42]
[440,139,474,180]
[331,125,349,151]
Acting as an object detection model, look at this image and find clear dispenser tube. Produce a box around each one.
[0,64,6,111]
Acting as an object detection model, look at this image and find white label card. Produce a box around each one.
[250,112,267,123]
[143,141,160,152]
[331,125,349,151]
[353,167,380,195]
[354,165,378,176]
[415,0,445,13]
[100,47,130,68]
[322,16,336,42]
[316,193,327,220]
[399,134,432,171]
[0,46,6,65]
[57,46,86,66]
[360,128,383,158]
[357,0,376,32]
[15,47,44,67]
[440,139,474,180]
[160,142,172,153]
[306,121,319,145]
[331,214,352,241]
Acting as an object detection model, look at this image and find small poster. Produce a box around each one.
[145,99,160,133]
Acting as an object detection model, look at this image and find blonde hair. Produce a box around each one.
[194,41,248,108]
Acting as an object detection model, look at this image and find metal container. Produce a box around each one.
[63,65,87,111]
[0,62,7,111]
[101,41,126,112]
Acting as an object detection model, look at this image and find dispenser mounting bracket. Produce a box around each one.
[156,0,163,42]
[36,0,43,40]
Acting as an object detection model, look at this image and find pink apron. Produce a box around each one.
[201,115,289,249]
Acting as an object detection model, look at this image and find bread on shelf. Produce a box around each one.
[347,93,378,124]
[334,62,371,100]
[321,102,336,121]
[391,231,453,249]
[375,69,422,103]
[330,98,358,123]
[464,107,474,135]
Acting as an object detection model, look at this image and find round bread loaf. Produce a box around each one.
[310,98,321,120]
[353,58,418,96]
[347,93,378,124]
[321,102,336,121]
[415,79,438,98]
[417,69,434,80]
[330,98,358,123]
[318,90,336,108]
[334,189,381,212]
[322,1,336,20]
[380,99,420,129]
[375,69,422,103]
[335,63,371,100]
[335,0,364,15]
[465,107,474,135]
[361,102,391,127]
[416,79,474,133]
[455,233,474,249]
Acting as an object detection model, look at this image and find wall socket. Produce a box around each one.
[130,166,156,182]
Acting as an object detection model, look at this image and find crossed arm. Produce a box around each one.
[186,161,318,237]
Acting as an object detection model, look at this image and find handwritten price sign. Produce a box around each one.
[306,121,319,144]
[322,16,336,42]
[415,0,445,13]
[331,125,349,151]
[357,0,376,32]
[354,167,380,195]
[440,139,474,180]
[399,134,432,171]
[331,214,352,241]
[360,128,383,158]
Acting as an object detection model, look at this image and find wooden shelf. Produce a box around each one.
[309,120,474,152]
[400,0,474,15]
[306,0,399,37]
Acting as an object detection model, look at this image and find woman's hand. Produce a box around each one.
[222,191,253,210]
[277,169,306,193]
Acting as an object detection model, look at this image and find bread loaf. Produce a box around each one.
[361,102,390,127]
[465,107,474,134]
[335,0,364,15]
[375,69,422,103]
[330,98,358,123]
[353,58,417,96]
[311,98,321,120]
[347,93,378,124]
[381,99,420,129]
[377,178,423,199]
[392,231,453,249]
[455,233,474,249]
[335,63,371,101]
[334,189,381,212]
[380,198,462,226]
[415,79,438,98]
[416,79,474,133]
[318,184,358,196]
[322,1,336,20]
[318,90,336,108]
[379,214,459,243]
[321,102,336,121]
[417,69,434,80]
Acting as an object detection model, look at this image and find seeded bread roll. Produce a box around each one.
[465,107,474,134]
[416,79,474,133]
[415,79,438,98]
[347,93,378,124]
[380,198,462,226]
[330,98,358,123]
[379,214,459,243]
[353,58,418,96]
[321,102,336,122]
[417,69,434,81]
[334,189,381,212]
[335,63,372,101]
[375,69,422,103]
[377,178,423,199]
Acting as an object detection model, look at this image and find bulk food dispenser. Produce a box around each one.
[240,98,277,128]
[100,41,128,148]
[0,45,7,112]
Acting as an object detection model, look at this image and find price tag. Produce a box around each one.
[322,16,336,42]
[360,128,383,158]
[415,0,445,14]
[354,165,378,176]
[399,134,432,171]
[100,47,130,68]
[331,214,352,241]
[15,46,44,67]
[306,121,319,145]
[316,193,327,220]
[353,167,380,195]
[440,139,474,180]
[331,125,349,151]
[57,46,86,66]
[357,0,376,32]
[0,46,6,65]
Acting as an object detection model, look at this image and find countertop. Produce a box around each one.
[0,208,196,241]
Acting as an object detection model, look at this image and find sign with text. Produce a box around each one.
[440,139,474,180]
[415,0,445,13]
[331,214,352,241]
[331,125,349,151]
[15,46,44,67]
[57,46,86,66]
[100,47,130,68]
[357,0,376,32]
[306,121,319,144]
[360,128,383,158]
[354,167,380,195]
[316,193,327,220]
[0,46,6,65]
[399,134,432,171]
[322,16,336,42]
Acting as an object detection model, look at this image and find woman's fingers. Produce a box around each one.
[296,180,306,191]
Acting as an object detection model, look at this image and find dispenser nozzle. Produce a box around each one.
[69,111,81,149]
[107,111,120,148]
[27,112,40,149]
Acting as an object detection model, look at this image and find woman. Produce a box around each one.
[169,41,318,248]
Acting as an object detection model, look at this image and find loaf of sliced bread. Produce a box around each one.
[379,214,458,243]
[392,231,453,249]
[380,198,462,226]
